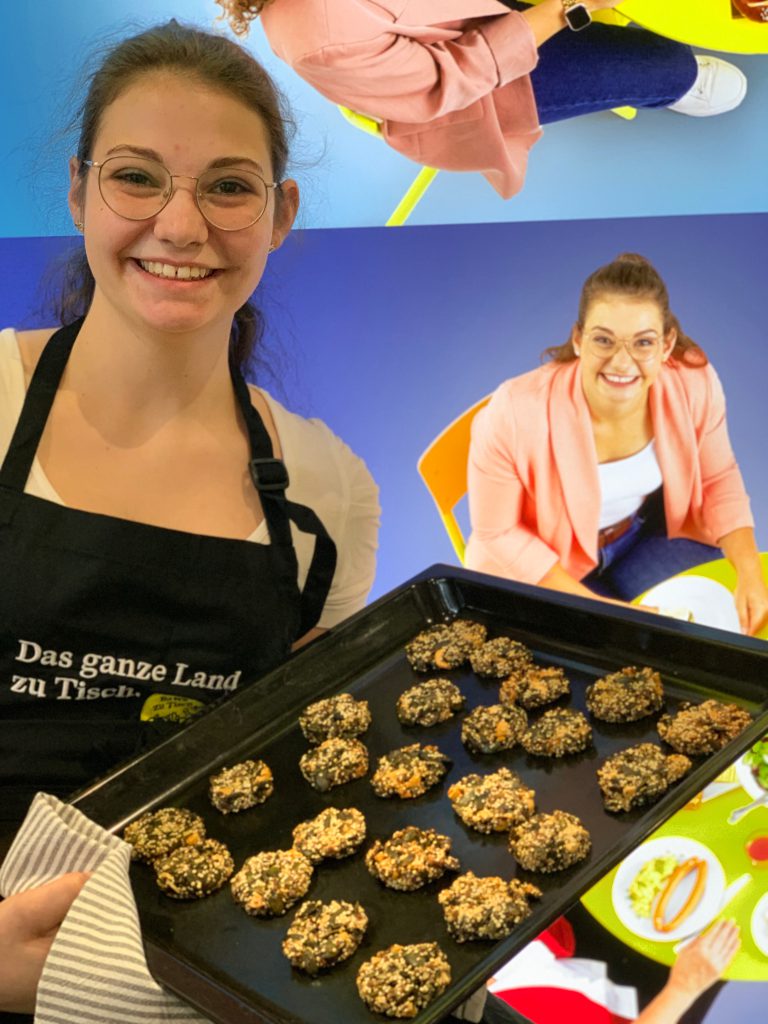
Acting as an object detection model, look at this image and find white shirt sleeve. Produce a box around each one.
[258,391,381,629]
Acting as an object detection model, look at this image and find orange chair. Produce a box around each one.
[417,395,491,563]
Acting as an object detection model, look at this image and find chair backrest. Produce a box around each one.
[417,395,491,563]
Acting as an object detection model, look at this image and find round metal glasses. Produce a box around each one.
[81,155,277,231]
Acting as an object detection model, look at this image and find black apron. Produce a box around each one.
[0,320,336,836]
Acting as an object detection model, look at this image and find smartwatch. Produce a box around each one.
[562,0,592,30]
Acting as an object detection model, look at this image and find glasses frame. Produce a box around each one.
[585,334,665,364]
[81,156,278,232]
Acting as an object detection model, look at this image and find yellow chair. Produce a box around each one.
[417,395,491,563]
[338,106,439,226]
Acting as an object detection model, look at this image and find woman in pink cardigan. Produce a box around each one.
[466,254,768,636]
[217,1,745,200]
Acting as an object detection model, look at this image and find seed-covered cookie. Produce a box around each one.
[371,743,451,799]
[154,838,234,899]
[509,810,591,872]
[437,872,541,942]
[299,737,369,792]
[405,619,486,672]
[657,699,752,756]
[282,899,368,975]
[365,826,460,891]
[520,708,592,757]
[585,666,664,722]
[231,849,313,917]
[209,759,274,814]
[500,666,570,709]
[299,693,372,744]
[448,767,535,833]
[123,807,205,862]
[596,742,693,813]
[461,704,527,753]
[356,943,451,1019]
[469,637,533,679]
[292,806,367,864]
[396,679,465,727]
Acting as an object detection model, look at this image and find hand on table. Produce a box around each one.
[667,919,741,1001]
[734,573,768,636]
[0,872,90,1014]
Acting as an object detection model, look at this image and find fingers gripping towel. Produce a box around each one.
[0,793,210,1024]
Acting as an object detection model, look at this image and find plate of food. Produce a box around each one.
[736,736,768,801]
[751,892,768,956]
[638,576,740,633]
[612,837,726,943]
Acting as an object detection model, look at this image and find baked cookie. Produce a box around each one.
[356,943,451,1019]
[500,665,570,709]
[123,807,205,862]
[299,737,369,792]
[586,666,664,722]
[596,742,692,813]
[461,704,527,753]
[509,810,591,872]
[365,826,460,891]
[282,899,368,975]
[370,744,451,799]
[437,872,541,942]
[657,699,752,756]
[396,679,465,727]
[154,838,234,899]
[209,758,274,814]
[299,693,372,744]
[520,708,592,757]
[292,807,366,864]
[231,849,313,917]
[448,768,536,833]
[405,619,486,672]
[469,637,533,679]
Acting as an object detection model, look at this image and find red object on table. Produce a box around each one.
[732,0,768,23]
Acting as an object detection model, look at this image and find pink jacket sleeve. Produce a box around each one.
[697,365,754,541]
[268,13,539,123]
[465,387,559,584]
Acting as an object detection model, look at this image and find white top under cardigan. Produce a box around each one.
[597,441,663,529]
[0,328,380,629]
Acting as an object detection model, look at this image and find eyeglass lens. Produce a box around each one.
[96,156,269,230]
[588,337,660,362]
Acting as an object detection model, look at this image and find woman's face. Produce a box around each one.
[573,293,675,414]
[68,71,297,339]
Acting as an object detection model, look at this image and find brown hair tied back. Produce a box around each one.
[54,19,294,374]
[543,253,707,367]
[216,0,273,35]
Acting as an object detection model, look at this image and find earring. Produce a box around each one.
[74,221,84,232]
[267,243,276,254]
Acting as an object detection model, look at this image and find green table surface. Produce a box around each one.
[581,777,768,980]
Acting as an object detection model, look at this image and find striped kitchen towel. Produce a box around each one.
[0,793,209,1024]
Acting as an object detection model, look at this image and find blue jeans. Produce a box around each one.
[582,489,719,601]
[500,3,698,122]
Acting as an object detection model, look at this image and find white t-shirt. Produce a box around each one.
[597,440,662,529]
[0,328,380,629]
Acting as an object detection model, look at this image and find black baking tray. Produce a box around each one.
[72,566,768,1024]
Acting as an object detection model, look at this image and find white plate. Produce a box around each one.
[751,891,768,957]
[736,749,768,802]
[638,575,741,633]
[612,836,726,942]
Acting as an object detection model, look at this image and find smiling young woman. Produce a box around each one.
[0,20,379,852]
[466,253,768,636]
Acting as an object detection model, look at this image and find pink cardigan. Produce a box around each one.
[466,359,754,584]
[261,0,542,198]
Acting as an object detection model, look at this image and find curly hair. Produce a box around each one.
[542,253,707,367]
[215,0,275,35]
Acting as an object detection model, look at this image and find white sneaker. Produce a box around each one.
[668,55,747,117]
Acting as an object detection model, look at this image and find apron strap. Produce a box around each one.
[286,499,338,636]
[0,321,80,491]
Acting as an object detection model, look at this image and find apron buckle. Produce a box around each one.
[249,457,290,493]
